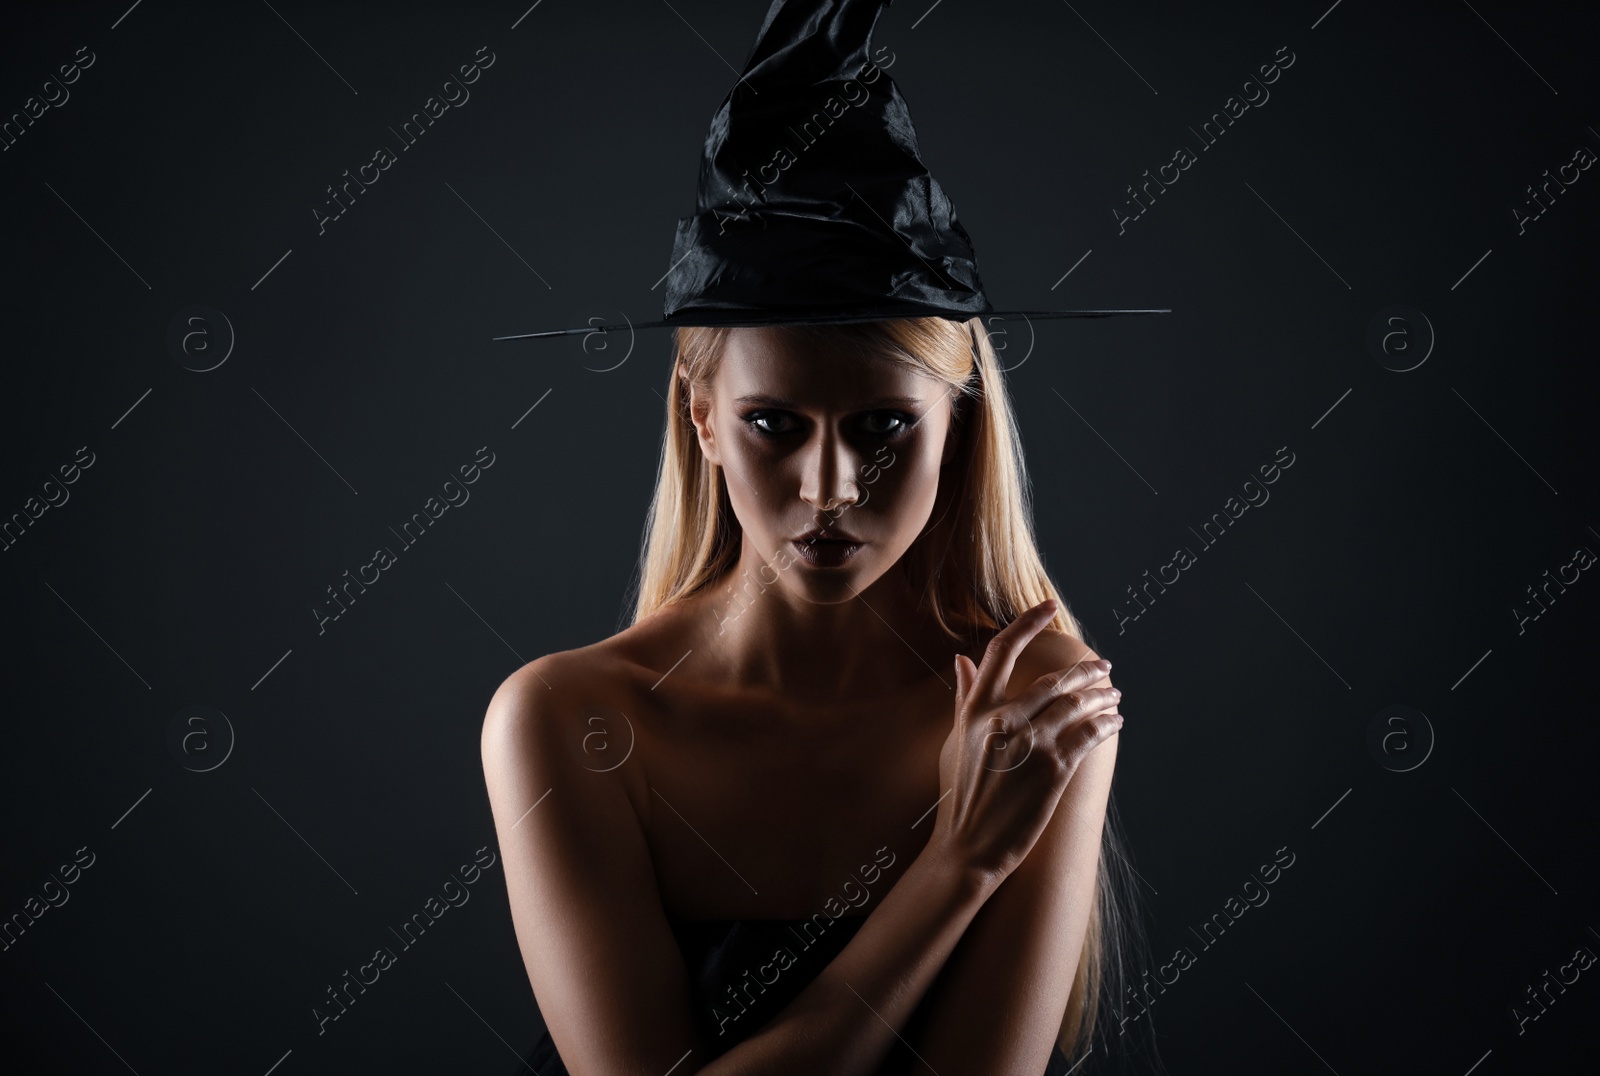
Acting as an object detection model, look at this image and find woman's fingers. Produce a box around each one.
[1032,688,1123,761]
[1056,709,1124,772]
[1006,658,1112,725]
[966,600,1060,713]
[953,652,973,709]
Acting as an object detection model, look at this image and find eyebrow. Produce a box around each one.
[733,393,924,409]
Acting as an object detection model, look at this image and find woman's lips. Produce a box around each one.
[790,538,863,567]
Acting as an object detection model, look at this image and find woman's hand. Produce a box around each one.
[929,599,1123,887]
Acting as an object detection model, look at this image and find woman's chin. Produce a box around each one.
[793,563,883,604]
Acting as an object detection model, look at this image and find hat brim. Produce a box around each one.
[492,308,1172,342]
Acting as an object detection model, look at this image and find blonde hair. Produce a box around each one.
[626,315,1149,1062]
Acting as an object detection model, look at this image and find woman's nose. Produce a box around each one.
[797,427,862,513]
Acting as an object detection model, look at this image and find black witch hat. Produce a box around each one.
[493,0,1168,342]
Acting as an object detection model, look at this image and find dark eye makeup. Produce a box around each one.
[743,409,919,440]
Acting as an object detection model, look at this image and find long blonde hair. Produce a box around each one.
[626,315,1149,1062]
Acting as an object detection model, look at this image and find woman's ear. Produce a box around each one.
[684,376,723,466]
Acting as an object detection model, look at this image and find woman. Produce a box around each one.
[481,313,1139,1074]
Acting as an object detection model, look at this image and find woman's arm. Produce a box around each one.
[902,633,1121,1074]
[481,654,1004,1076]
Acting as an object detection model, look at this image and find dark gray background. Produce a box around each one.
[2,0,1596,1073]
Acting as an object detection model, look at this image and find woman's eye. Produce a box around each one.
[861,411,915,438]
[746,411,793,436]
[743,410,916,438]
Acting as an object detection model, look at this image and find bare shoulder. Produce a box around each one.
[480,642,644,769]
[983,621,1113,698]
[482,650,576,748]
[478,628,679,829]
[477,641,705,1071]
[1019,625,1097,670]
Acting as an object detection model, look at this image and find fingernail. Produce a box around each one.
[1099,659,1112,670]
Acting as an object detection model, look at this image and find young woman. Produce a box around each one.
[481,314,1139,1075]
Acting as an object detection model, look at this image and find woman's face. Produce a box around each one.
[686,326,959,605]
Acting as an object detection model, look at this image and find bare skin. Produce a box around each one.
[482,326,1123,1074]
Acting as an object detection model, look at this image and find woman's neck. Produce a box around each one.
[684,549,959,706]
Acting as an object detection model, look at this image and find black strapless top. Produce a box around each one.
[517,912,1077,1074]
